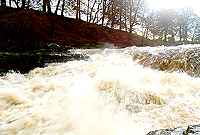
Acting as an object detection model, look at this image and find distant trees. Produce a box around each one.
[141,8,200,45]
[191,17,200,43]
[1,0,200,45]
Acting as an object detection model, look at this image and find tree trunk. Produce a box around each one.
[110,0,115,28]
[129,0,133,33]
[89,0,97,22]
[27,0,30,8]
[129,0,142,33]
[192,24,197,43]
[141,29,146,46]
[21,0,25,8]
[12,0,19,8]
[101,0,106,26]
[184,26,188,42]
[86,0,90,22]
[145,29,149,39]
[47,0,52,14]
[78,0,81,19]
[92,0,102,23]
[179,25,182,41]
[119,5,122,30]
[76,0,81,20]
[124,5,127,31]
[43,0,46,12]
[61,0,65,17]
[164,30,167,42]
[55,0,61,15]
[9,0,11,7]
[132,0,142,26]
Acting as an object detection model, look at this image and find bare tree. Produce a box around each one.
[92,0,103,23]
[61,0,65,17]
[88,0,97,22]
[43,0,52,14]
[76,0,81,19]
[128,0,143,33]
[55,0,61,15]
[101,0,107,25]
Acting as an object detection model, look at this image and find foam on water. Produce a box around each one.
[1,46,200,135]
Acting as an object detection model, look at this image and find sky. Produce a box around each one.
[146,0,200,15]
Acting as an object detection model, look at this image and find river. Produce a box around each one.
[1,45,200,135]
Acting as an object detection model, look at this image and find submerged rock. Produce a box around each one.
[147,127,185,135]
[147,124,200,135]
[130,45,200,77]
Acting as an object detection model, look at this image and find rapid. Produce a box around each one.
[1,45,200,135]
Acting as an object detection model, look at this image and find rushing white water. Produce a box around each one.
[1,45,200,135]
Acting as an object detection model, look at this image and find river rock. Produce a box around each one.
[147,124,200,135]
[147,127,185,135]
[130,45,200,77]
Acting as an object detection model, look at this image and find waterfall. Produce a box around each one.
[1,45,200,135]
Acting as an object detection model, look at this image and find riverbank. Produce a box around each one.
[0,7,153,52]
[0,7,153,73]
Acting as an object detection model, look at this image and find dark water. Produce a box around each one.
[0,52,89,74]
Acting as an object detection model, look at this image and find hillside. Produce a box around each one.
[0,7,152,51]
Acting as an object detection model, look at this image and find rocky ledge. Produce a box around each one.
[147,124,200,135]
